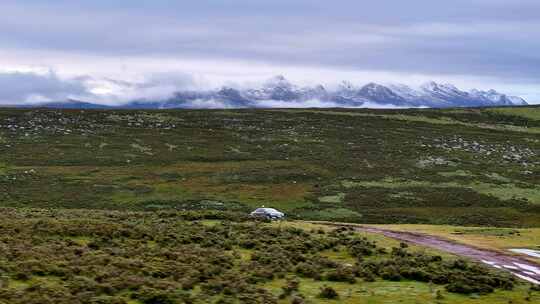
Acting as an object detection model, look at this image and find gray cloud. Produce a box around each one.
[0,70,198,105]
[0,71,91,104]
[0,0,539,103]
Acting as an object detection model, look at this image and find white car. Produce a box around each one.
[250,208,285,220]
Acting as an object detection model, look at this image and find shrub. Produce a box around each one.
[141,292,177,304]
[181,277,198,290]
[401,267,431,282]
[380,266,402,281]
[445,277,494,295]
[326,267,356,284]
[294,263,322,280]
[451,259,469,270]
[318,286,339,299]
[280,279,300,298]
[391,247,408,258]
[89,296,128,304]
[435,290,444,300]
[362,272,376,282]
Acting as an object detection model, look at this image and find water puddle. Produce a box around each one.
[509,248,540,258]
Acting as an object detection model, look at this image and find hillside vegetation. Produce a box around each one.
[0,209,537,304]
[0,106,539,227]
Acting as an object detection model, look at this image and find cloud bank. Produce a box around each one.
[0,70,198,105]
[0,71,90,105]
[0,0,539,104]
[0,70,530,109]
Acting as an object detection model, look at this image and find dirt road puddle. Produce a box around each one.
[353,226,540,285]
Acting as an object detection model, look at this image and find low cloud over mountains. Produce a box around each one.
[0,71,91,105]
[12,75,527,109]
[2,1,540,105]
[0,70,527,109]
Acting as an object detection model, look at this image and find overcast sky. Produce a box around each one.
[1,0,539,104]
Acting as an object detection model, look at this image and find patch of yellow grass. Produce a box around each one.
[67,236,92,246]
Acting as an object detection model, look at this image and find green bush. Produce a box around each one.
[318,286,339,299]
[280,279,300,299]
[325,267,356,283]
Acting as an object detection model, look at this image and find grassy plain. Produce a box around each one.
[0,106,539,226]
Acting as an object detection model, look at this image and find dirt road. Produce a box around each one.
[321,223,540,285]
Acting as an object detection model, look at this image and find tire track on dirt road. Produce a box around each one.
[317,222,540,285]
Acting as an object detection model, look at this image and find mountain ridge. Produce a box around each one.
[11,76,529,109]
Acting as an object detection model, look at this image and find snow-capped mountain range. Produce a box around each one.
[26,75,528,109]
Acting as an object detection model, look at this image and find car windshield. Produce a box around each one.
[254,208,278,213]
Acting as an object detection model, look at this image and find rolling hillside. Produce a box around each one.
[1,106,539,227]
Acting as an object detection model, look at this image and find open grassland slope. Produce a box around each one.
[0,106,539,227]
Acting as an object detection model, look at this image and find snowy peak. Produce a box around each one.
[388,84,424,99]
[411,81,528,107]
[244,75,300,101]
[421,81,467,98]
[263,75,294,90]
[339,80,356,92]
[507,96,528,105]
[336,81,359,99]
[469,89,527,106]
[300,84,328,99]
[216,87,249,103]
[126,80,532,109]
[161,77,529,108]
[30,77,529,109]
[358,83,407,105]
